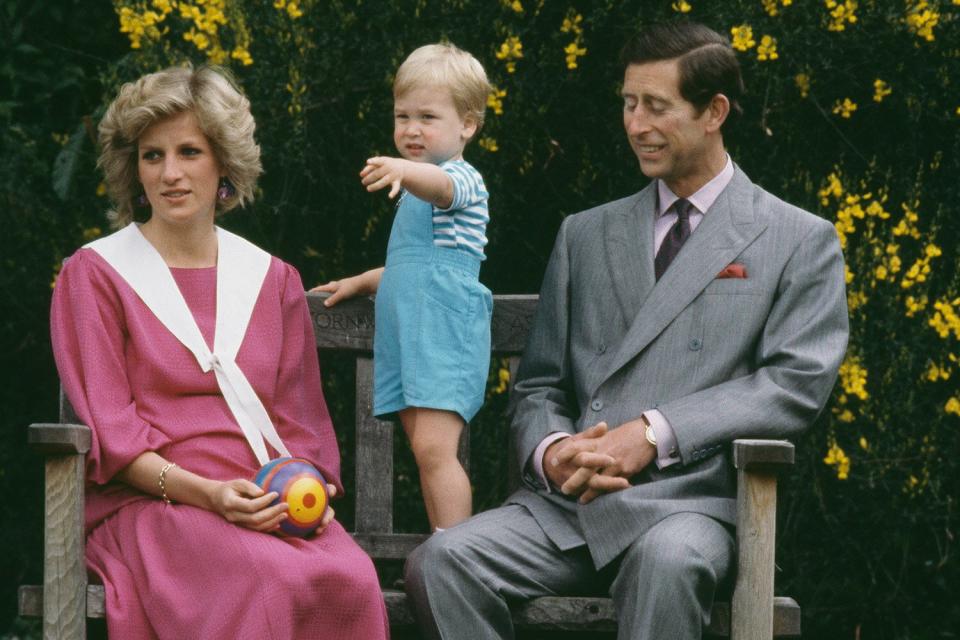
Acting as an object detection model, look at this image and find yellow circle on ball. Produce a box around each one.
[285,476,327,525]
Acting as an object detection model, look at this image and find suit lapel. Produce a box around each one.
[602,168,768,382]
[604,185,657,326]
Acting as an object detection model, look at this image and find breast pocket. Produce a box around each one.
[703,277,759,295]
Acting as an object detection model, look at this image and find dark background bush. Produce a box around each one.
[2,1,958,637]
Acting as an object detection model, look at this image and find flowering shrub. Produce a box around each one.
[2,0,958,637]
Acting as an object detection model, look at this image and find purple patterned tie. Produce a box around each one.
[654,198,694,281]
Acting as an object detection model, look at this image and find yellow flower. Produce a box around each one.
[873,79,892,103]
[859,437,869,450]
[231,47,253,66]
[672,0,692,12]
[82,227,103,241]
[478,137,499,152]
[764,0,794,14]
[823,440,851,479]
[905,1,939,41]
[905,295,928,317]
[795,73,811,98]
[930,298,960,339]
[756,35,779,61]
[286,2,303,18]
[561,12,583,35]
[819,170,843,205]
[730,24,756,51]
[925,362,950,382]
[564,41,588,69]
[832,98,858,118]
[946,397,960,416]
[825,0,858,32]
[839,354,869,400]
[836,409,855,423]
[901,244,941,289]
[502,0,523,13]
[496,35,524,73]
[487,87,506,116]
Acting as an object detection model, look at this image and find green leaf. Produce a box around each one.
[51,120,86,202]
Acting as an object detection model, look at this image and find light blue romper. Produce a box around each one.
[373,171,493,422]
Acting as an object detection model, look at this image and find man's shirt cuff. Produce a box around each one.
[646,409,681,469]
[531,432,571,492]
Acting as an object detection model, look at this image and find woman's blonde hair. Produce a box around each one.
[97,64,262,227]
[393,43,491,134]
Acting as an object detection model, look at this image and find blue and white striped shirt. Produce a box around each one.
[433,160,489,260]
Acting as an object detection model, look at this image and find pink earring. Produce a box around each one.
[217,177,236,201]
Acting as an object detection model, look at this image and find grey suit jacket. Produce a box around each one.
[507,166,849,568]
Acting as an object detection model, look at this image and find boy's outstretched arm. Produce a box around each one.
[361,156,454,209]
[310,267,384,307]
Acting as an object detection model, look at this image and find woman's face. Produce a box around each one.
[137,110,223,228]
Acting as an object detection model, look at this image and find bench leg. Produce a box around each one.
[43,454,87,640]
[731,469,777,640]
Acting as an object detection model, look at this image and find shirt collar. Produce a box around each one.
[657,154,734,217]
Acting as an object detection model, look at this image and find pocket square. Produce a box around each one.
[716,263,747,279]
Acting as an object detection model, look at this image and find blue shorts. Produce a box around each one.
[373,247,493,422]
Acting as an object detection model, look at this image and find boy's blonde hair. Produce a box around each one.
[394,43,492,133]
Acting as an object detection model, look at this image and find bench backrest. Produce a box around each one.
[307,293,537,558]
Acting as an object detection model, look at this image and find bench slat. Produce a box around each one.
[380,589,800,636]
[353,532,429,559]
[306,292,538,352]
[19,585,800,637]
[354,357,395,534]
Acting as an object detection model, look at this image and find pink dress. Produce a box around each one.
[50,248,389,640]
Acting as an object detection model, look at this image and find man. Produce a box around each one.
[405,21,848,639]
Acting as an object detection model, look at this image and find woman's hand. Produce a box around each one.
[310,268,383,307]
[312,484,338,536]
[208,478,290,533]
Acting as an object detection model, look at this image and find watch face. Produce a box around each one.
[645,424,657,447]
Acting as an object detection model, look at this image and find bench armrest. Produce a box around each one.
[28,423,91,455]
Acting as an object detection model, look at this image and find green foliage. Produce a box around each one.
[2,0,958,637]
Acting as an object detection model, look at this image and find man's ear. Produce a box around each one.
[704,93,730,133]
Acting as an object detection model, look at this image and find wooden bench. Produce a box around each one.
[19,292,801,639]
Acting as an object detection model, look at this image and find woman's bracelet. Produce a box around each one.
[158,462,178,504]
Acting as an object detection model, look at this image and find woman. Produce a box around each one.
[50,65,389,639]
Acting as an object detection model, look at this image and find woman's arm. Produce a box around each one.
[116,452,288,531]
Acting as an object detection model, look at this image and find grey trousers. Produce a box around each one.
[404,504,734,640]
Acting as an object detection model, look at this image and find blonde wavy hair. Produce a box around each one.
[97,64,262,227]
[393,43,491,135]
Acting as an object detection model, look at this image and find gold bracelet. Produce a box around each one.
[158,462,178,504]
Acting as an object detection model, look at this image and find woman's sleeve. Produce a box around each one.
[50,251,172,484]
[271,261,343,491]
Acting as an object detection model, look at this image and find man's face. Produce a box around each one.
[622,59,716,196]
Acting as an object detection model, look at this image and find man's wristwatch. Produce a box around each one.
[641,414,657,447]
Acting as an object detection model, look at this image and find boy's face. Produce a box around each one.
[393,86,477,165]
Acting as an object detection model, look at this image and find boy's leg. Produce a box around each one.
[404,504,599,640]
[400,407,471,529]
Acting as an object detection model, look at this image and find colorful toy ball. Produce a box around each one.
[253,457,329,537]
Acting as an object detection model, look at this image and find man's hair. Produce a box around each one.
[97,64,262,227]
[621,22,745,132]
[394,43,492,134]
